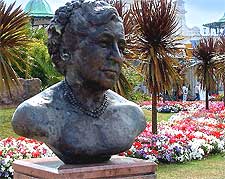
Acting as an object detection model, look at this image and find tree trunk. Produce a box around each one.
[223,82,225,107]
[176,83,179,101]
[206,89,209,110]
[152,86,157,134]
[163,91,165,103]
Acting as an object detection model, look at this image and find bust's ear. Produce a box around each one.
[60,48,71,61]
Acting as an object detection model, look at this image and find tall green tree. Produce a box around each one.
[0,1,30,95]
[193,37,218,109]
[129,0,181,134]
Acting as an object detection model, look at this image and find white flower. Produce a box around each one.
[147,155,157,162]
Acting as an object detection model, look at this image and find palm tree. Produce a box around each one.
[0,1,30,95]
[129,0,181,134]
[193,37,219,109]
[112,0,135,97]
[214,35,225,106]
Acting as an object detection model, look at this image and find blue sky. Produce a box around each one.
[185,0,225,28]
[4,0,225,34]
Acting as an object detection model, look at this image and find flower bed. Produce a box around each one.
[121,101,225,163]
[140,101,197,113]
[1,101,225,178]
[209,94,224,101]
[0,137,54,179]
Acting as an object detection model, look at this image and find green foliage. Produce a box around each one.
[123,66,143,87]
[29,27,48,44]
[122,66,150,102]
[12,27,62,89]
[27,40,62,88]
[11,46,30,79]
[0,1,30,95]
[128,92,150,103]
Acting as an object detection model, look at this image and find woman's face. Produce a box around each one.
[65,18,125,90]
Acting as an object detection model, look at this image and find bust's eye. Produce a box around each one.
[118,40,126,53]
[99,39,111,48]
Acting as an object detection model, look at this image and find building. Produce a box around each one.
[175,0,201,38]
[24,0,54,27]
[203,13,225,36]
[174,0,202,97]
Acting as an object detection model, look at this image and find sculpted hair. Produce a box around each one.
[47,0,122,75]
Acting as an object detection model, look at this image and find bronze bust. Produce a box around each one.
[12,0,146,164]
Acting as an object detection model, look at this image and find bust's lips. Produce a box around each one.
[101,69,119,78]
[101,69,118,74]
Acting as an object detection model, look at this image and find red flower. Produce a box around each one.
[133,142,142,149]
[127,150,133,155]
[0,150,2,156]
[151,149,158,155]
[17,136,26,141]
[187,134,195,140]
[175,133,183,139]
[216,123,225,129]
[211,131,222,138]
[32,151,41,158]
[169,138,176,144]
[118,152,125,156]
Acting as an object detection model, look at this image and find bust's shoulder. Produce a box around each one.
[107,90,134,104]
[18,82,63,109]
[12,82,63,137]
[106,90,146,132]
[107,89,144,114]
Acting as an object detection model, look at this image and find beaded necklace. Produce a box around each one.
[62,80,108,118]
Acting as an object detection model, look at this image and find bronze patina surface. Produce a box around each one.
[12,0,146,164]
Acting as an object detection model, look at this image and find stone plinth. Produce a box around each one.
[13,156,157,179]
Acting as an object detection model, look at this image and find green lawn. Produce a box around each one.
[0,108,18,139]
[0,108,225,178]
[143,109,174,122]
[158,154,225,179]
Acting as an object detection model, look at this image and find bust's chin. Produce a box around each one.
[84,79,117,91]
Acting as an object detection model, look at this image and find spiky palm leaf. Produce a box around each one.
[214,35,225,106]
[218,35,225,60]
[193,37,219,109]
[112,0,135,97]
[129,0,181,134]
[130,0,181,94]
[214,35,225,76]
[0,1,30,95]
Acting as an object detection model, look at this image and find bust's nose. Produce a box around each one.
[109,43,123,64]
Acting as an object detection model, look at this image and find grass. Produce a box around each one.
[157,154,225,179]
[0,108,225,178]
[143,109,174,122]
[0,108,18,139]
